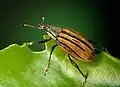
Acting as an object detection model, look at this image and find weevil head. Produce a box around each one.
[37,23,62,40]
[37,23,50,30]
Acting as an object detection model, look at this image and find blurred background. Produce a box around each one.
[0,0,119,58]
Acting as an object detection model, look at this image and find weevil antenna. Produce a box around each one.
[41,16,44,23]
[21,24,37,28]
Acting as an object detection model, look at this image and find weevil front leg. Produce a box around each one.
[23,38,52,46]
[44,44,58,76]
[68,54,88,87]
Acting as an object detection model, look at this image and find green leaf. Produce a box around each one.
[0,35,120,87]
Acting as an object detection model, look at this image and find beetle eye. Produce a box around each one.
[43,26,47,29]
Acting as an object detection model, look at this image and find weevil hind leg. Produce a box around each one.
[44,44,58,76]
[89,40,109,53]
[23,38,52,46]
[68,54,88,87]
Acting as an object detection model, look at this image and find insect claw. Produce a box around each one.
[82,72,88,87]
[23,42,33,46]
[44,73,46,76]
[44,67,48,76]
[104,48,109,53]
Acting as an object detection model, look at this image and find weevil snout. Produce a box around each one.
[22,23,49,30]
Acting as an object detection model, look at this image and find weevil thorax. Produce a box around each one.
[38,23,62,40]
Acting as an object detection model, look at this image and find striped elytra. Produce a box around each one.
[57,28,95,62]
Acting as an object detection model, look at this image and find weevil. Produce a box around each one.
[22,17,108,86]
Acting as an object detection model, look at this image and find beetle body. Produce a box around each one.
[57,28,95,62]
[37,23,95,62]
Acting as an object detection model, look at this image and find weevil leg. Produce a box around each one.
[37,38,52,43]
[68,54,88,87]
[89,40,109,53]
[23,38,52,46]
[44,44,58,76]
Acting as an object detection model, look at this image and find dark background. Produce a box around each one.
[0,0,119,58]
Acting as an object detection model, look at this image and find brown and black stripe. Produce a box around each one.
[57,28,95,62]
